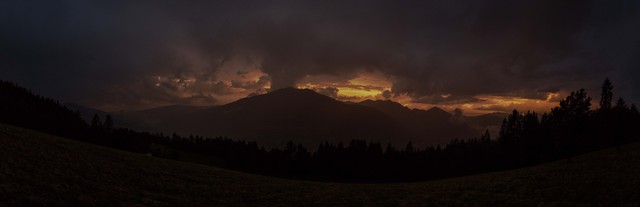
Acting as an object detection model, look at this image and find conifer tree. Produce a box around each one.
[104,115,114,130]
[600,78,613,110]
[91,114,102,129]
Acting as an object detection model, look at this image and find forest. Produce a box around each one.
[1,79,638,182]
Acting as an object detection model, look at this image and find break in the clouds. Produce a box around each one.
[1,0,639,113]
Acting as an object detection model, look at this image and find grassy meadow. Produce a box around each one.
[1,123,639,206]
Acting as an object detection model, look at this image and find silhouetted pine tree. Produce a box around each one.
[91,114,103,130]
[104,115,114,130]
[480,130,491,143]
[548,88,592,159]
[600,78,613,110]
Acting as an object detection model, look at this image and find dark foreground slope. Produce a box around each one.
[1,123,639,206]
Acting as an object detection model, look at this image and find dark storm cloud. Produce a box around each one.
[1,0,639,110]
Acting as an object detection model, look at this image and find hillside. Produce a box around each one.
[2,123,638,206]
[357,100,480,146]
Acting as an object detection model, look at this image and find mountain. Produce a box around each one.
[357,100,478,146]
[151,88,407,148]
[116,89,502,148]
[64,103,112,123]
[465,112,508,137]
[465,112,507,127]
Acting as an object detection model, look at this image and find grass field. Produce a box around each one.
[1,123,639,206]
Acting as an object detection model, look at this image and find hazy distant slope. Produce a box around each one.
[64,103,168,131]
[465,112,508,136]
[357,100,478,146]
[2,123,639,206]
[64,103,113,123]
[122,105,209,131]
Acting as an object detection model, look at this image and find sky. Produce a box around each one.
[1,0,639,115]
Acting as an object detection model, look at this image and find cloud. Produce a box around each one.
[474,104,521,113]
[1,0,639,111]
[315,87,339,99]
[381,90,393,99]
[412,94,485,105]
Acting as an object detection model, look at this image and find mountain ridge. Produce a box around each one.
[69,88,504,148]
[159,88,407,148]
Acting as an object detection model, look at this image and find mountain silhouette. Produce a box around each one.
[68,89,502,148]
[357,100,478,146]
[464,112,508,136]
[152,88,407,148]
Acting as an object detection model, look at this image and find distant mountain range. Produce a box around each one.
[67,88,505,148]
[356,100,505,146]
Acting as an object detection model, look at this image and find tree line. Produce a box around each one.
[1,79,638,182]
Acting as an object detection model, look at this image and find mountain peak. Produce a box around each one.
[424,107,452,117]
[228,87,339,109]
[426,106,446,113]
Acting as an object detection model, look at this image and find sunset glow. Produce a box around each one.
[295,71,392,101]
[144,67,566,116]
[3,1,639,204]
[4,0,635,115]
[290,70,561,115]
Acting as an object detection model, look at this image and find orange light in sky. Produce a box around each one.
[462,95,560,115]
[297,71,392,101]
[295,71,561,115]
[149,65,562,116]
[387,94,560,116]
[336,87,381,98]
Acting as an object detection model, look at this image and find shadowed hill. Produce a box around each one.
[465,112,507,127]
[1,123,638,206]
[121,105,209,131]
[464,112,508,136]
[64,103,114,124]
[357,99,478,146]
[125,105,209,122]
[62,103,206,130]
